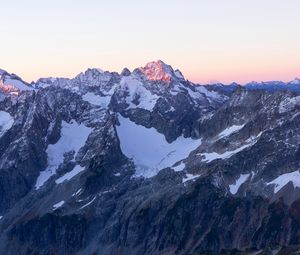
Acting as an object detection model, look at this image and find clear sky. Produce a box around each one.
[1,0,300,84]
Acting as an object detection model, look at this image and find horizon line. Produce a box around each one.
[1,61,300,86]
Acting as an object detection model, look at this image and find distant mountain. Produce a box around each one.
[245,79,300,92]
[0,61,300,254]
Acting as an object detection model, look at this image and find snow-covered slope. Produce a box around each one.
[116,115,201,177]
[0,71,33,95]
[35,120,93,189]
[0,61,300,255]
[0,111,14,137]
[267,170,300,193]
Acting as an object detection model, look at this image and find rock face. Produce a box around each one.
[0,60,300,254]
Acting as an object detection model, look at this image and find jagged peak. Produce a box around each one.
[174,69,184,80]
[143,60,170,69]
[74,68,113,82]
[137,60,184,84]
[121,68,131,77]
[0,69,33,95]
[84,68,106,75]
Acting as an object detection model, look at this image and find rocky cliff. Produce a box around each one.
[0,61,300,254]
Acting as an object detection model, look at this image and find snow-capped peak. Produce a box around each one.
[83,68,106,76]
[0,71,33,95]
[138,60,183,84]
[174,69,184,80]
[289,78,300,85]
[0,69,8,76]
[121,68,131,77]
[95,68,104,73]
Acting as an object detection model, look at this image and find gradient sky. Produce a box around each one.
[1,0,300,84]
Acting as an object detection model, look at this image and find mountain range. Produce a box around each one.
[0,60,300,254]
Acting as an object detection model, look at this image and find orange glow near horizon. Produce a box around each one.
[1,1,300,85]
[0,54,300,84]
[7,59,299,86]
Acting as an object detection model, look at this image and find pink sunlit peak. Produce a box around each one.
[138,60,181,84]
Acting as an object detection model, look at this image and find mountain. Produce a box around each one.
[245,79,300,93]
[0,70,34,96]
[0,60,300,254]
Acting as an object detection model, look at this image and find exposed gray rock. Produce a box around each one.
[0,62,299,254]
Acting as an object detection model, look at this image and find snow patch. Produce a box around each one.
[35,120,92,189]
[182,174,200,183]
[80,196,97,209]
[200,143,254,163]
[267,170,300,193]
[82,92,111,108]
[229,173,250,194]
[170,83,223,105]
[72,188,82,197]
[218,124,245,138]
[279,96,300,113]
[0,111,14,137]
[172,162,185,172]
[120,76,159,111]
[55,165,85,184]
[200,133,262,163]
[195,85,223,102]
[116,115,201,178]
[53,201,65,210]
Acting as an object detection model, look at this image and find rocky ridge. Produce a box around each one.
[0,61,299,254]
